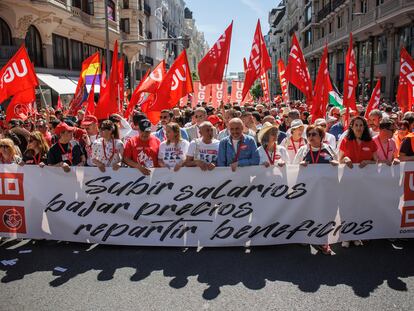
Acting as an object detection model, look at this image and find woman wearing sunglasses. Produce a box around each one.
[91,120,124,173]
[21,131,49,167]
[292,125,338,255]
[0,138,22,164]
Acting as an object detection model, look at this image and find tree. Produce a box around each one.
[251,82,263,100]
[192,71,199,81]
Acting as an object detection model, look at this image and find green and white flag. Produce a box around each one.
[329,91,344,109]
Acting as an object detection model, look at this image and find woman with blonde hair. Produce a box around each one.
[158,122,189,171]
[22,131,49,167]
[0,138,22,164]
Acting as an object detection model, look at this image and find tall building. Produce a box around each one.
[268,0,414,101]
[183,7,209,74]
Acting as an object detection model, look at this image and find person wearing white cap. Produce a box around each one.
[280,119,306,163]
[256,122,289,167]
[314,118,337,149]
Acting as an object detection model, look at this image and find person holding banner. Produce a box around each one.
[21,131,49,167]
[339,116,378,169]
[91,120,124,172]
[293,125,338,166]
[0,138,22,164]
[373,118,399,166]
[158,122,189,171]
[281,119,306,163]
[256,122,289,167]
[217,118,259,171]
[123,119,160,176]
[394,120,409,157]
[47,122,84,172]
[184,121,219,170]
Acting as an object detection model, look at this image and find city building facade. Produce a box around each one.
[268,0,414,101]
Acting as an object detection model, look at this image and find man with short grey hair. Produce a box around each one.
[186,107,217,141]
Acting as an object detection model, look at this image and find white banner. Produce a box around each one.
[0,163,413,246]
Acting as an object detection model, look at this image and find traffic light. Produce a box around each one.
[183,35,190,49]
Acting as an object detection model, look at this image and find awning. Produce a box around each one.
[37,73,100,95]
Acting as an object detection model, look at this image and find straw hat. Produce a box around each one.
[257,122,278,144]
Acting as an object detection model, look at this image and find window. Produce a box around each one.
[337,14,343,29]
[123,0,129,9]
[376,0,385,6]
[374,35,387,65]
[139,20,143,37]
[304,29,312,47]
[71,39,83,70]
[360,0,367,13]
[305,5,312,26]
[107,0,116,21]
[121,18,130,34]
[329,21,332,33]
[25,25,43,67]
[82,0,94,15]
[320,26,325,39]
[0,18,12,46]
[52,34,69,69]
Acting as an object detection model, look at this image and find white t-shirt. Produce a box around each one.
[91,138,124,167]
[232,139,240,152]
[281,136,307,163]
[158,140,189,168]
[257,145,290,165]
[323,132,337,150]
[187,138,220,164]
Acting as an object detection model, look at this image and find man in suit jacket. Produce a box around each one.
[186,107,217,142]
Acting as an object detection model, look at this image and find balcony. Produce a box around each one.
[70,6,93,24]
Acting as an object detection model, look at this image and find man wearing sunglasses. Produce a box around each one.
[186,107,217,142]
[154,109,189,142]
[373,118,399,166]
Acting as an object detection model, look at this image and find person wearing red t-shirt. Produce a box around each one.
[123,119,160,176]
[339,116,378,169]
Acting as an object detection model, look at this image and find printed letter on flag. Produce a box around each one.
[397,47,414,113]
[277,59,289,102]
[364,79,381,118]
[192,82,211,107]
[198,21,233,86]
[343,33,358,112]
[312,45,332,121]
[211,81,228,108]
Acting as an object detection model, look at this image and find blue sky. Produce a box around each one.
[185,0,280,74]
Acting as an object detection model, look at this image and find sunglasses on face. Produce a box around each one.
[307,132,319,137]
[399,127,408,131]
[100,127,113,132]
[160,116,170,120]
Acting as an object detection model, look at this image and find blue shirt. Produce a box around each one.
[329,122,344,141]
[217,134,260,167]
[155,127,189,142]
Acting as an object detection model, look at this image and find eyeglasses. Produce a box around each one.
[307,132,319,137]
[160,115,170,120]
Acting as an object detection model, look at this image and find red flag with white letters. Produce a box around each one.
[0,45,38,104]
[285,33,312,105]
[6,88,35,122]
[151,50,193,111]
[242,20,272,101]
[192,81,211,107]
[138,60,167,94]
[277,59,289,102]
[211,81,228,108]
[124,69,150,119]
[365,79,381,118]
[312,45,332,121]
[343,33,358,112]
[198,21,233,86]
[396,47,414,113]
[260,71,270,103]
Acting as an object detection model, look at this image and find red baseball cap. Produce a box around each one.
[81,115,98,127]
[54,122,75,136]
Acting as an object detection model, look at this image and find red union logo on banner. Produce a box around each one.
[0,173,24,201]
[401,206,414,228]
[0,206,26,233]
[404,171,414,201]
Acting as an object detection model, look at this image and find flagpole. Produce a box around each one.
[37,84,49,108]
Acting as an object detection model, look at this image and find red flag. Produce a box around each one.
[277,59,289,102]
[260,71,270,103]
[312,45,332,121]
[100,57,107,92]
[198,21,233,86]
[138,60,166,94]
[6,88,35,122]
[95,41,119,119]
[343,33,358,112]
[192,82,211,107]
[151,50,193,111]
[86,69,98,116]
[396,47,414,113]
[124,69,150,119]
[118,56,125,111]
[365,79,381,118]
[285,33,313,104]
[211,81,228,108]
[56,95,63,111]
[140,94,160,125]
[230,80,244,104]
[0,45,38,104]
[242,20,272,101]
[243,57,248,72]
